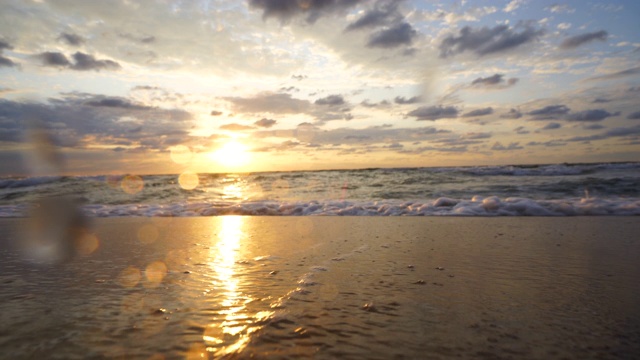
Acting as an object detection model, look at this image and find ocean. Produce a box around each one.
[1,162,639,217]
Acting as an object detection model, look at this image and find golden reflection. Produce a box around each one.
[204,216,269,356]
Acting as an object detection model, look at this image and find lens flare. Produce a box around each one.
[178,171,199,190]
[121,175,144,194]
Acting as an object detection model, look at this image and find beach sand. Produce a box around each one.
[1,216,639,359]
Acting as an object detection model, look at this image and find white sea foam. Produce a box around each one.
[2,196,639,217]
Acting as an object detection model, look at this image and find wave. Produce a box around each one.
[1,196,639,217]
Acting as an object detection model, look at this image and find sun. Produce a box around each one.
[210,140,250,168]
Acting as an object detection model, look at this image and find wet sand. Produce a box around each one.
[1,216,639,359]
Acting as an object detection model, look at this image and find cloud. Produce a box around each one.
[315,94,345,106]
[0,40,16,67]
[591,97,610,104]
[566,125,640,142]
[291,74,307,81]
[223,92,311,114]
[59,33,84,46]
[360,99,390,108]
[546,4,575,13]
[366,22,417,49]
[462,107,493,117]
[254,118,277,128]
[502,108,523,119]
[0,94,192,150]
[583,124,605,130]
[470,74,518,88]
[249,0,359,24]
[219,123,255,131]
[38,52,71,67]
[39,51,121,71]
[585,66,640,82]
[566,109,619,122]
[526,140,566,147]
[491,141,523,151]
[627,111,640,120]
[503,0,526,13]
[345,1,401,31]
[514,126,529,134]
[210,110,223,116]
[394,96,421,104]
[439,23,543,58]
[527,105,570,120]
[560,30,608,49]
[542,122,562,130]
[71,52,121,71]
[407,105,458,120]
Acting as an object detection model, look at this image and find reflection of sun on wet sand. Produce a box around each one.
[1,217,640,359]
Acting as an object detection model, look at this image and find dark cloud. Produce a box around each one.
[461,132,492,139]
[560,30,608,49]
[591,97,611,104]
[627,111,640,120]
[470,74,518,88]
[219,123,255,131]
[566,125,640,142]
[361,100,390,108]
[254,118,277,128]
[315,94,345,106]
[462,107,493,117]
[210,110,223,116]
[0,94,191,150]
[345,0,401,31]
[223,92,311,114]
[366,22,417,49]
[566,109,619,122]
[132,85,163,91]
[119,32,155,44]
[59,33,84,46]
[38,52,71,67]
[585,66,640,82]
[71,52,120,71]
[394,96,421,104]
[0,40,16,67]
[491,141,523,151]
[502,108,523,119]
[542,122,562,130]
[514,126,529,134]
[407,105,458,120]
[584,124,605,130]
[526,140,566,147]
[439,24,543,58]
[85,96,153,110]
[249,0,359,23]
[527,105,570,120]
[291,74,307,81]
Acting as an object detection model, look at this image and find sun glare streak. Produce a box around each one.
[204,216,270,356]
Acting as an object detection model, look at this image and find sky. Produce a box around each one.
[0,0,639,176]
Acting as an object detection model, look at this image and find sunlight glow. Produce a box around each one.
[210,141,250,168]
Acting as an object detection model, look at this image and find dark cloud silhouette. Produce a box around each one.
[584,124,605,130]
[528,105,570,120]
[591,97,611,104]
[566,125,640,142]
[542,122,562,130]
[59,33,84,46]
[366,22,417,48]
[491,141,523,151]
[462,107,493,117]
[470,74,518,88]
[38,52,71,67]
[315,94,345,106]
[439,24,543,58]
[560,30,608,49]
[254,118,277,128]
[223,92,311,114]
[394,96,421,104]
[627,111,640,120]
[360,100,390,108]
[219,123,255,131]
[345,0,401,31]
[210,110,223,116]
[249,0,359,23]
[291,74,307,81]
[566,109,619,122]
[0,40,16,67]
[502,108,523,119]
[585,66,640,82]
[71,52,120,71]
[407,105,458,120]
[85,96,153,110]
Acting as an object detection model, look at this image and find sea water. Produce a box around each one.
[1,162,639,217]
